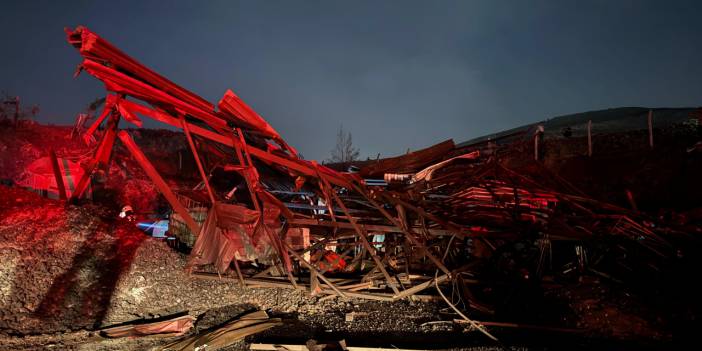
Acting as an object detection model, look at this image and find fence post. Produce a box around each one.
[587,120,592,157]
[534,125,544,161]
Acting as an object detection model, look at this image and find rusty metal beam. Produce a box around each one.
[49,149,67,200]
[117,99,350,187]
[117,130,200,235]
[181,116,215,204]
[351,183,451,276]
[71,111,121,201]
[316,166,402,295]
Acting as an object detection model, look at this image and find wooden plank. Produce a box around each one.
[252,265,278,278]
[232,259,245,288]
[159,311,281,350]
[392,273,449,300]
[319,289,394,302]
[310,270,320,295]
[251,344,425,351]
[339,281,373,291]
[191,272,407,302]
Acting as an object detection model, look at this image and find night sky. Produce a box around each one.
[2,0,702,160]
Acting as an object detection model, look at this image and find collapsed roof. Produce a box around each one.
[64,26,680,320]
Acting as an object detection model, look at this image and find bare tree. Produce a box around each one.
[328,124,360,165]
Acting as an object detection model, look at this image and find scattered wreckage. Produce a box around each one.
[63,26,682,334]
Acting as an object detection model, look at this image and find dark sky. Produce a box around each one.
[2,0,702,160]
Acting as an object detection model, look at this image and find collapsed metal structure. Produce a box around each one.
[65,26,675,308]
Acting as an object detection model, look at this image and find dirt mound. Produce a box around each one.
[0,185,142,334]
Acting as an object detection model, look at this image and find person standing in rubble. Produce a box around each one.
[119,205,135,222]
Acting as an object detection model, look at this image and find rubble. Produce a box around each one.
[0,24,700,349]
[62,25,692,311]
[159,310,281,351]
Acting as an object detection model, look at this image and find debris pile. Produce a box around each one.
[101,314,196,338]
[0,188,465,349]
[63,25,693,310]
[2,17,701,350]
[160,310,281,351]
